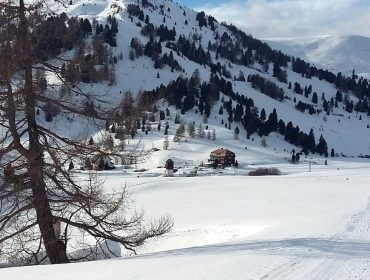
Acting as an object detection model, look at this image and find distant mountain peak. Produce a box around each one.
[264,34,370,76]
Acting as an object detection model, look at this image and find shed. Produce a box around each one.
[165,159,174,176]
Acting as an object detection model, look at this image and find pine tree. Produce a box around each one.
[68,160,74,171]
[234,126,240,140]
[187,123,195,138]
[105,120,110,131]
[312,92,318,104]
[266,108,278,133]
[261,136,267,148]
[160,110,166,120]
[174,124,185,142]
[174,114,180,124]
[97,157,105,171]
[111,124,116,133]
[88,136,94,146]
[197,123,205,138]
[85,157,93,170]
[163,135,169,150]
[104,135,115,152]
[317,135,328,156]
[260,108,266,121]
[291,153,297,163]
[219,105,223,115]
[336,91,343,102]
[306,129,316,153]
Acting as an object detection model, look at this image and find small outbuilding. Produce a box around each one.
[165,159,174,177]
[208,148,236,168]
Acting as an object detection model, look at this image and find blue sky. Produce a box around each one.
[177,0,370,38]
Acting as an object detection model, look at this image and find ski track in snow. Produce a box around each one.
[249,197,370,279]
[2,171,370,280]
[136,194,370,279]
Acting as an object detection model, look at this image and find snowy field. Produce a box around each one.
[3,0,370,278]
[2,158,370,279]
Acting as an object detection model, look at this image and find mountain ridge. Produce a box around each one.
[41,0,370,157]
[264,34,370,76]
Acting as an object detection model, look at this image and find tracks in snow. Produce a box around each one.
[139,196,370,279]
[255,196,370,280]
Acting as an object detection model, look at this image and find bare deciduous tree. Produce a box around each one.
[0,0,172,266]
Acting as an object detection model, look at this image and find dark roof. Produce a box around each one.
[210,148,235,157]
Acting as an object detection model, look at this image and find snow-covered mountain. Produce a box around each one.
[4,0,370,278]
[39,0,370,158]
[264,35,370,77]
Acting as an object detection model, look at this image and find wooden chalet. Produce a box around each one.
[208,148,236,167]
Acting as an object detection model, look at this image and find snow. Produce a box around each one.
[36,0,370,157]
[3,164,370,279]
[264,35,370,76]
[4,0,370,278]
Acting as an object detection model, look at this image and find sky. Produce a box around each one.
[178,0,370,38]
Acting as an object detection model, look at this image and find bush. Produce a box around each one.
[248,167,281,176]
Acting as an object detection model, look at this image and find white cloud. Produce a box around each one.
[196,0,370,38]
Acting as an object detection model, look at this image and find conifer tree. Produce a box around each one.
[68,161,74,171]
[261,136,267,148]
[317,135,328,156]
[312,92,318,104]
[260,108,266,121]
[234,126,240,140]
[197,123,205,138]
[212,128,216,141]
[163,135,169,150]
[219,105,224,115]
[187,123,196,138]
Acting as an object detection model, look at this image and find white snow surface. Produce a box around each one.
[27,0,370,157]
[264,35,370,76]
[3,1,370,278]
[3,161,370,279]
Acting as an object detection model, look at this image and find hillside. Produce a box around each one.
[2,0,370,277]
[42,0,370,159]
[264,35,370,77]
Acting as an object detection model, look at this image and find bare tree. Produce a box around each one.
[0,0,172,265]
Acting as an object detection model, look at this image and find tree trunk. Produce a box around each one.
[18,0,69,264]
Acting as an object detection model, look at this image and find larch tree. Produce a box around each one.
[0,0,172,266]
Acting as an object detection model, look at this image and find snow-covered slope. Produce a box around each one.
[39,0,370,157]
[264,35,370,76]
[3,165,370,279]
[3,0,370,278]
